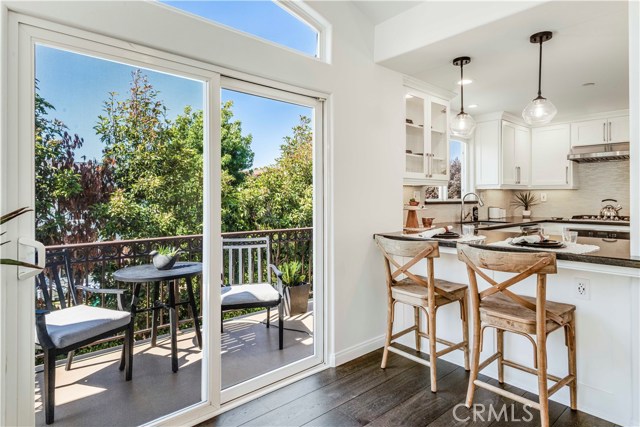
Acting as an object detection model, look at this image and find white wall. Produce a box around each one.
[2,0,403,366]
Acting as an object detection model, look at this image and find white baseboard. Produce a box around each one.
[329,334,385,367]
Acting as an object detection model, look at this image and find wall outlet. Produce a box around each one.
[540,193,547,202]
[575,277,590,300]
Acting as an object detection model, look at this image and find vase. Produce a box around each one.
[284,283,311,316]
[152,253,180,270]
[522,210,531,218]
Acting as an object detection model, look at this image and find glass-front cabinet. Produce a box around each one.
[404,88,450,185]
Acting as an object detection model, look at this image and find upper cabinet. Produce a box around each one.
[570,115,629,146]
[475,117,530,189]
[531,124,575,188]
[501,121,530,186]
[404,88,450,185]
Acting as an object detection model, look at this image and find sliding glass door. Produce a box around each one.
[219,78,324,402]
[6,19,221,426]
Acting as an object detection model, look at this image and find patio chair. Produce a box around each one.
[221,237,283,350]
[35,249,135,424]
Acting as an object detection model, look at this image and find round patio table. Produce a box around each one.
[114,262,203,373]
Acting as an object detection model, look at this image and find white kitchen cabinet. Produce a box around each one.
[403,88,450,185]
[531,124,575,188]
[501,121,530,186]
[570,114,629,146]
[474,121,501,187]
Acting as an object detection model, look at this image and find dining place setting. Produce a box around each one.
[489,225,601,255]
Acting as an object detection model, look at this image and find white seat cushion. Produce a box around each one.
[221,283,281,308]
[36,305,131,349]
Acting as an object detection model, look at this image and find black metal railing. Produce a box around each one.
[36,227,313,360]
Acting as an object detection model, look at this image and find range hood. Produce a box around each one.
[568,142,630,163]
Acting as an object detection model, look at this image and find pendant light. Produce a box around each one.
[522,31,557,125]
[450,56,475,138]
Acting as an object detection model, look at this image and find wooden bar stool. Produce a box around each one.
[457,244,577,427]
[375,236,470,392]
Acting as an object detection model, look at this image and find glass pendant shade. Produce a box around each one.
[522,96,557,125]
[450,56,475,138]
[450,112,476,137]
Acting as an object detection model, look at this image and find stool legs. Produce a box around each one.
[428,308,438,392]
[466,298,481,407]
[460,295,470,371]
[414,307,421,352]
[567,316,577,410]
[497,329,505,383]
[381,298,395,369]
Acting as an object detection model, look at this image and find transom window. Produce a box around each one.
[160,1,321,58]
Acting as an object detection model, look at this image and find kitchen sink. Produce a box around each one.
[460,221,509,226]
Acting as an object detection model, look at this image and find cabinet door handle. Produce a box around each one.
[429,154,433,178]
[603,122,606,142]
[565,166,569,184]
[608,121,612,141]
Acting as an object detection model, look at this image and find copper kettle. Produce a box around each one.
[600,199,622,219]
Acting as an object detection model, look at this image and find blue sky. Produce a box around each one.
[36,45,311,168]
[34,1,315,168]
[161,1,317,57]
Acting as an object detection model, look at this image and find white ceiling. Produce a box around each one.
[352,1,422,25]
[376,1,629,120]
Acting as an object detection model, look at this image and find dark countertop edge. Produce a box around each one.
[471,217,631,229]
[373,230,640,270]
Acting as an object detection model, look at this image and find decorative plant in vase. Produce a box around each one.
[149,246,183,270]
[408,198,420,207]
[279,261,310,315]
[511,191,539,218]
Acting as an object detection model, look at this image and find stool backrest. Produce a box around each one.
[456,244,563,326]
[375,236,440,297]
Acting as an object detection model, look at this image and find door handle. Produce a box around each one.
[603,122,606,142]
[17,237,46,280]
[565,166,569,184]
[608,121,612,141]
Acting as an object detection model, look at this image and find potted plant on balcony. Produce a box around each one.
[149,246,183,270]
[280,261,310,316]
[511,191,539,218]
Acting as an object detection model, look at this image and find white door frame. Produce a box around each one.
[3,14,223,426]
[220,77,326,403]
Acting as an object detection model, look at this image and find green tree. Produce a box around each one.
[95,71,205,239]
[35,84,113,246]
[237,116,313,230]
[220,101,254,232]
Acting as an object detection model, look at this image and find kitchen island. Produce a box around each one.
[374,221,639,425]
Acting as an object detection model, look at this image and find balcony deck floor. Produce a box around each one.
[35,308,314,427]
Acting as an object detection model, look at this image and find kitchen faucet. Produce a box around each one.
[461,192,485,222]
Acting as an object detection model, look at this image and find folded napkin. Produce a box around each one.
[419,226,452,239]
[511,235,549,244]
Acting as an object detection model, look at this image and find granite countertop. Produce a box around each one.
[376,219,640,269]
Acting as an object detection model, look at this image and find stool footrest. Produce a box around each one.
[391,325,418,341]
[502,359,562,382]
[435,340,466,357]
[548,374,576,397]
[387,345,431,367]
[473,380,541,410]
[478,352,501,372]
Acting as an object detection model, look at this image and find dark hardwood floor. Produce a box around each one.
[200,345,615,427]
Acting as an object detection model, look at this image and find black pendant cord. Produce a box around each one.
[537,40,543,99]
[459,62,465,114]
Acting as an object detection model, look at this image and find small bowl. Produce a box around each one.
[422,217,435,227]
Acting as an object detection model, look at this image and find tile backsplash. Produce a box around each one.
[402,161,630,225]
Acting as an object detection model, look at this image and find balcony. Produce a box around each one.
[34,228,313,426]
